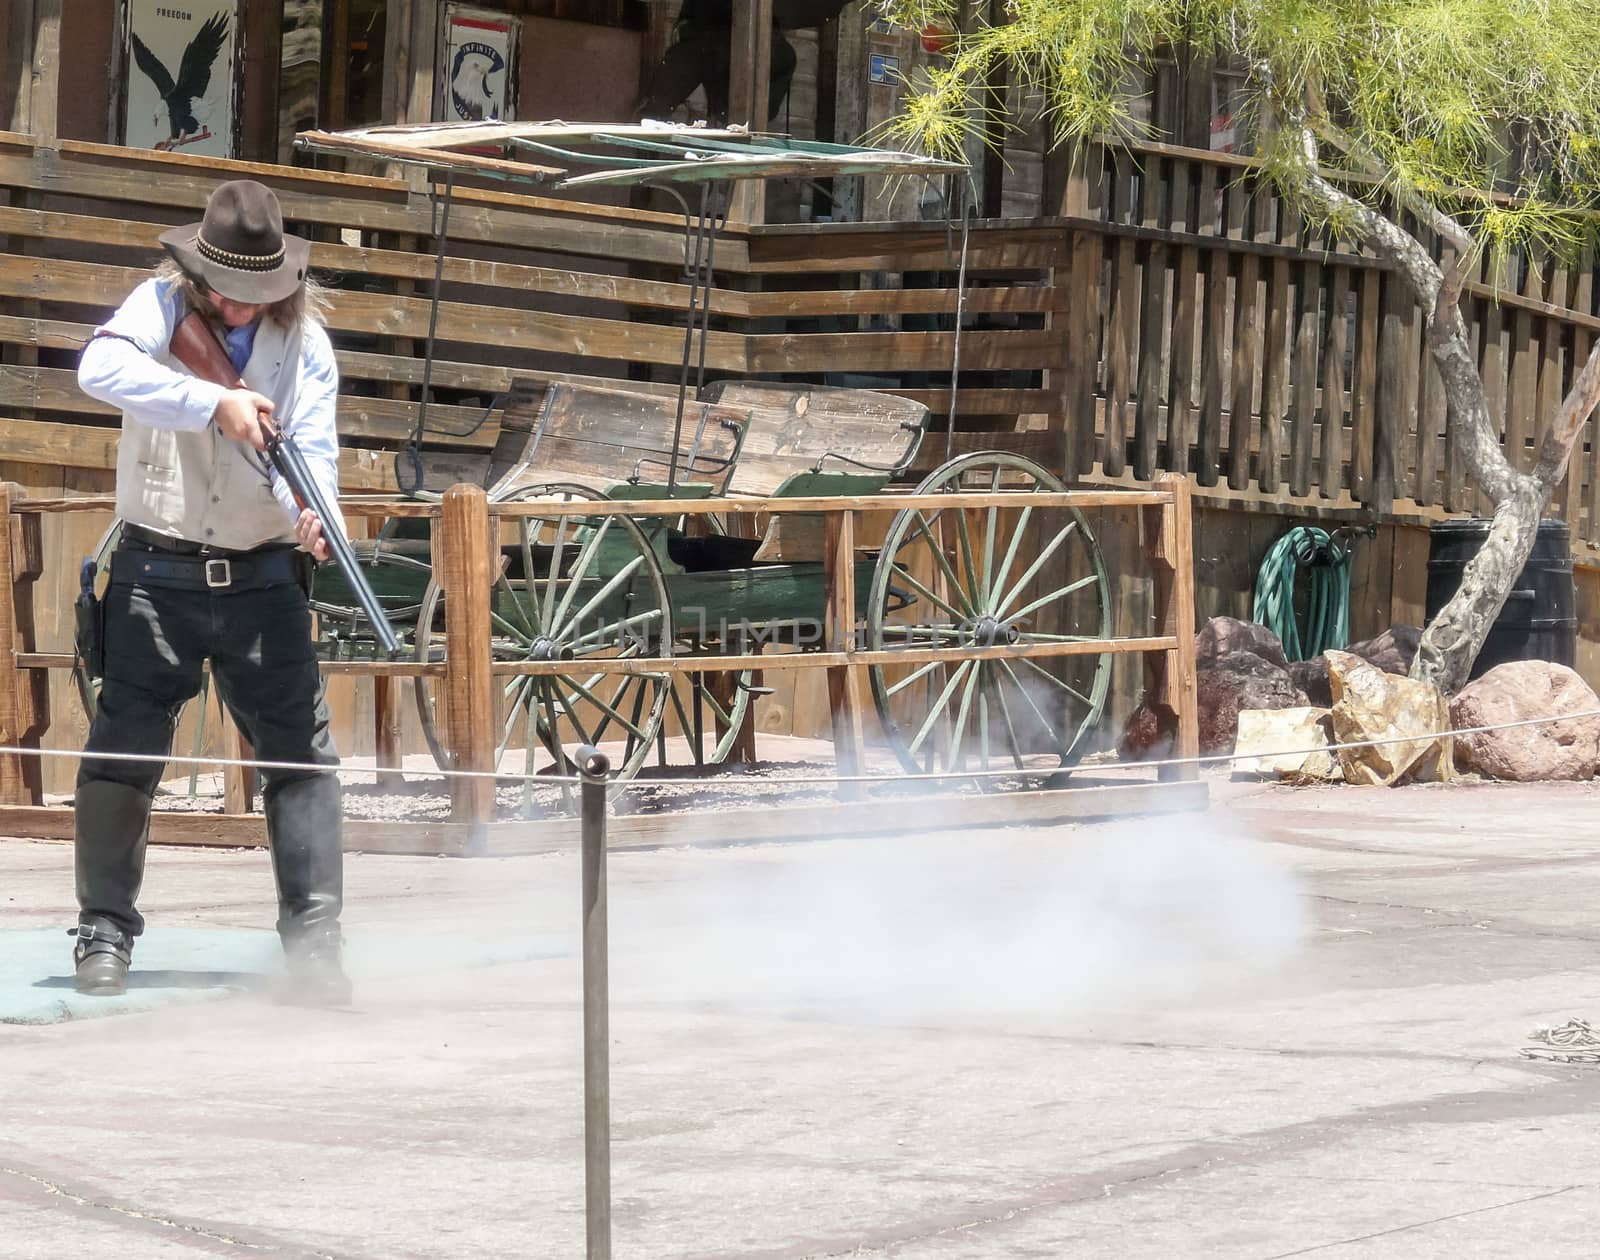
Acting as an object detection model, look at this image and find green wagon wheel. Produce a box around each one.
[662,665,758,767]
[412,484,673,813]
[865,452,1112,785]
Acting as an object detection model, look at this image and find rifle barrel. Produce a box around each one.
[269,432,401,654]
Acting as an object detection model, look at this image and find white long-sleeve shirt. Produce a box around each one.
[77,277,346,548]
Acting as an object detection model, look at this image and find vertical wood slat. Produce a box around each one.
[1134,155,1169,480]
[1062,227,1103,479]
[1102,159,1139,476]
[1508,313,1538,478]
[1373,271,1406,515]
[1350,269,1380,504]
[1259,193,1292,495]
[440,484,495,830]
[1576,254,1600,543]
[1319,267,1351,499]
[1194,161,1226,487]
[1165,158,1200,478]
[1444,296,1480,515]
[1227,180,1266,491]
[823,508,864,800]
[1415,318,1447,508]
[1479,255,1511,510]
[1288,245,1320,497]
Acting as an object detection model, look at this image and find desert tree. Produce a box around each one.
[879,0,1600,692]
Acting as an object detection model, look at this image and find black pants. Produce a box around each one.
[75,540,342,943]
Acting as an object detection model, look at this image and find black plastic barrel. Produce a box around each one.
[1425,518,1576,680]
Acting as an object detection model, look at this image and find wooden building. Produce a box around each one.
[3,1,1600,796]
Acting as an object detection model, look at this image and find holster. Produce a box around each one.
[74,557,104,681]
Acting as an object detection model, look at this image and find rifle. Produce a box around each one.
[168,311,401,654]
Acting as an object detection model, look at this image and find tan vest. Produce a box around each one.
[115,316,305,551]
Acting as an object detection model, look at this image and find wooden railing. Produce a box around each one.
[0,478,1200,854]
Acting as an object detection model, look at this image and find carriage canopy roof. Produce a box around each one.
[295,120,966,189]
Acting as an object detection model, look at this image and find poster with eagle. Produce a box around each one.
[123,0,239,157]
[438,5,519,124]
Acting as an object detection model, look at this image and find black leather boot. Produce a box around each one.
[72,919,133,996]
[282,923,352,1007]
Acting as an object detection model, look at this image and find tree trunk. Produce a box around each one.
[1410,480,1544,693]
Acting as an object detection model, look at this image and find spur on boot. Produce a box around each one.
[72,920,133,996]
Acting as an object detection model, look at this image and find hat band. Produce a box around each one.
[196,231,286,273]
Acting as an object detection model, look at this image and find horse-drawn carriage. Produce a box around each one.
[78,123,1117,810]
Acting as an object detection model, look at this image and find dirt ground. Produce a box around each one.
[4,773,1600,1258]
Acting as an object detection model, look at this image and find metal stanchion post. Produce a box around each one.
[578,745,612,1260]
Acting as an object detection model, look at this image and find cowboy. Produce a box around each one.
[72,179,350,1005]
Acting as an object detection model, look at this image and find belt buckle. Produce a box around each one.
[204,558,232,589]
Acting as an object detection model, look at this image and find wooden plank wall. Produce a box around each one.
[6,133,1600,786]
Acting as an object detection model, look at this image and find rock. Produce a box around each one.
[1119,696,1177,761]
[1232,706,1341,781]
[1196,651,1308,755]
[1346,624,1422,676]
[1288,657,1333,707]
[1196,616,1289,670]
[1449,661,1600,782]
[1326,650,1454,786]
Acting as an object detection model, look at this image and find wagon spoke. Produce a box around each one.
[983,665,1027,770]
[489,608,537,647]
[568,607,662,655]
[993,520,1079,621]
[908,660,974,757]
[952,506,984,613]
[550,518,615,632]
[553,553,645,644]
[494,561,536,639]
[1004,574,1102,626]
[908,511,979,617]
[885,657,947,697]
[986,504,1032,619]
[542,513,573,630]
[888,563,968,624]
[981,465,1002,607]
[997,659,1065,750]
[944,659,983,771]
[1013,652,1094,710]
[564,673,656,744]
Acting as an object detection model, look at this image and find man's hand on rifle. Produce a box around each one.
[294,508,331,563]
[212,387,274,452]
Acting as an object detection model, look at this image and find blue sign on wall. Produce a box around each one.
[868,53,900,84]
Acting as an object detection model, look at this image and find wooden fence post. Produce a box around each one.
[0,484,46,804]
[1145,473,1199,781]
[440,485,495,832]
[824,506,865,800]
[372,675,405,787]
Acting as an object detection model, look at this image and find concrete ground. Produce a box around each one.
[4,775,1600,1259]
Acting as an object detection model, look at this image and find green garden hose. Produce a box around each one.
[1251,527,1354,662]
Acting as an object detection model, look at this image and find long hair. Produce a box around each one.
[154,258,330,330]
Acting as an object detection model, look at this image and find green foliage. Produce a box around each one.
[877,0,1600,256]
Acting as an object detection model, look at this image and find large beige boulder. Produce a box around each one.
[1450,661,1600,782]
[1326,650,1454,786]
[1232,706,1341,782]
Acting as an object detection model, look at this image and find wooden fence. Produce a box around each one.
[0,478,1200,852]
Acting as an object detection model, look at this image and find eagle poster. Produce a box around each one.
[438,5,518,124]
[123,0,239,157]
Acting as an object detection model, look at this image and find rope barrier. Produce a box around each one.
[3,706,1598,793]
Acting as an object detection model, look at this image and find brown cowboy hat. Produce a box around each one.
[159,179,310,305]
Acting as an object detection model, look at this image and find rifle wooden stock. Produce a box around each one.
[168,312,401,653]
